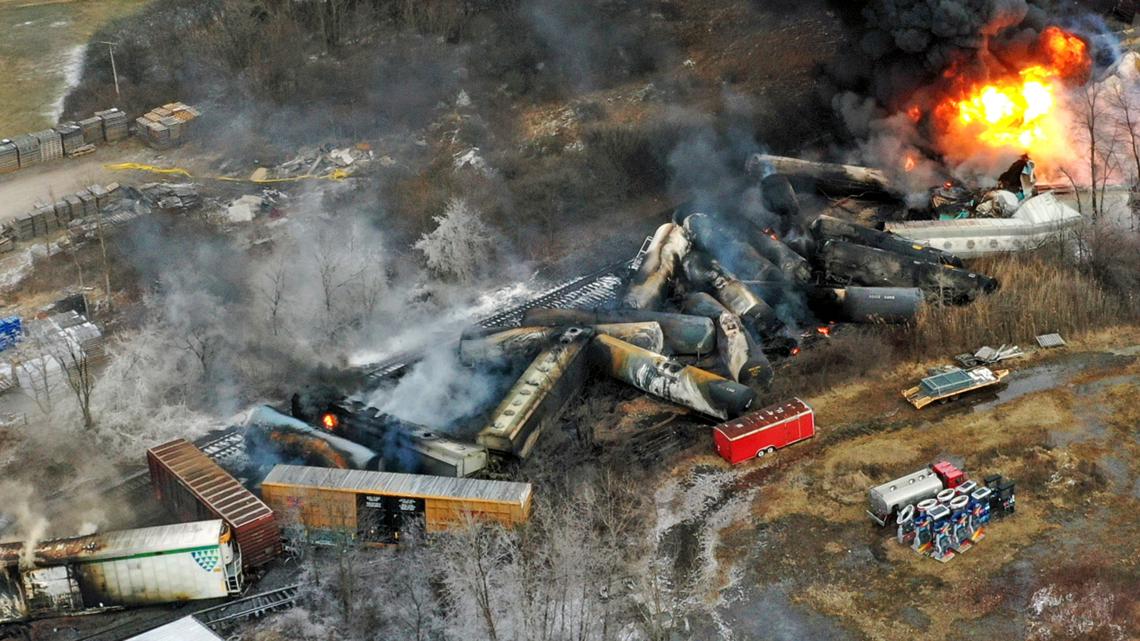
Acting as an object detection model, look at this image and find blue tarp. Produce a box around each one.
[0,316,22,352]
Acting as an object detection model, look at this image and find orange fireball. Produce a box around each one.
[932,26,1090,167]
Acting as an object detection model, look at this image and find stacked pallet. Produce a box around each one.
[8,184,122,241]
[78,116,103,144]
[12,134,40,168]
[31,130,63,162]
[137,102,200,149]
[95,108,129,142]
[0,140,17,174]
[55,123,85,155]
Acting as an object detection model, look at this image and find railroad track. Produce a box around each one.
[61,585,300,641]
[360,257,639,387]
[193,584,300,628]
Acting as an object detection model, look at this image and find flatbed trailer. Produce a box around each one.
[902,367,1009,409]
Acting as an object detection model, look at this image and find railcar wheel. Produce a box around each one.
[756,448,766,458]
[766,447,776,455]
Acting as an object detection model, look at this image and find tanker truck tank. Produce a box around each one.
[589,334,756,420]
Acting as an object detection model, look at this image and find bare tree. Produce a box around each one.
[257,256,289,337]
[60,337,97,430]
[181,326,220,376]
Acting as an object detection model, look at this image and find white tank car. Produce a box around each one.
[0,520,243,623]
[867,467,944,526]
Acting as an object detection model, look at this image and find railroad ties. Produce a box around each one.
[192,584,301,629]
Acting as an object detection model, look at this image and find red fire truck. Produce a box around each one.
[712,398,815,464]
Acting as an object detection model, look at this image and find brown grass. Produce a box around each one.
[910,251,1130,358]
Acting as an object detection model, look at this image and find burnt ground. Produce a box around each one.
[643,328,1140,641]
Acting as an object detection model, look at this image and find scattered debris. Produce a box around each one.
[955,344,1024,368]
[453,147,493,175]
[886,192,1083,258]
[224,194,264,223]
[1036,333,1067,348]
[138,182,201,211]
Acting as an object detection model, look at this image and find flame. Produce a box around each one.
[904,154,917,172]
[321,413,339,431]
[790,346,800,356]
[932,26,1090,167]
[816,326,831,337]
[763,227,779,241]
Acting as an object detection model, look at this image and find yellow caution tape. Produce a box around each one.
[104,162,193,177]
[103,163,350,183]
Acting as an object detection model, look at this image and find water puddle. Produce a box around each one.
[972,363,1077,413]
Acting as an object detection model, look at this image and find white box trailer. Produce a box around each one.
[0,520,243,623]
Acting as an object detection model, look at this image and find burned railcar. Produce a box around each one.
[147,439,282,570]
[260,465,532,545]
[477,326,593,459]
[0,520,242,623]
[328,401,489,477]
[815,240,997,304]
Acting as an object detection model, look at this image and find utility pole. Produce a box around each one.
[99,41,120,99]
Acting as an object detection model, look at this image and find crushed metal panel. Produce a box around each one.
[1036,333,1066,348]
[126,616,225,641]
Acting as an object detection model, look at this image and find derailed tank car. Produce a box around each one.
[260,465,532,545]
[147,439,282,570]
[477,326,593,458]
[0,520,242,623]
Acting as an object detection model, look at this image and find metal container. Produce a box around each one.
[624,222,689,309]
[681,293,771,387]
[147,439,281,569]
[592,321,664,353]
[817,240,997,304]
[812,214,963,267]
[458,325,562,367]
[521,308,715,355]
[712,398,814,464]
[0,520,242,623]
[260,464,532,545]
[808,286,924,323]
[589,334,755,420]
[867,466,944,526]
[682,251,778,330]
[478,326,592,458]
[683,213,784,283]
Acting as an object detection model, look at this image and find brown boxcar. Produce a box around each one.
[147,439,281,569]
[260,464,532,545]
